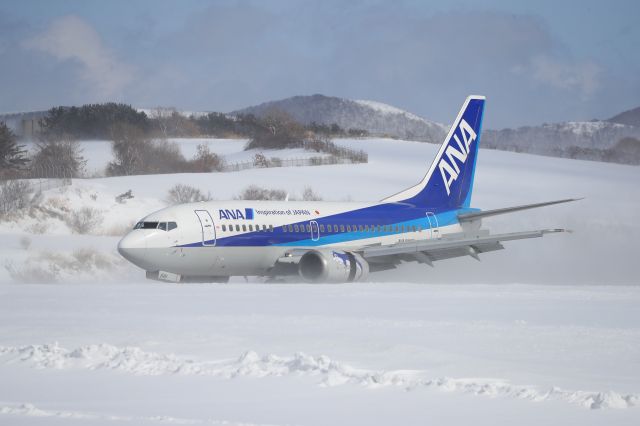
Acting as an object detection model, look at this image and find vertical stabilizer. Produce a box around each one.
[383,96,485,210]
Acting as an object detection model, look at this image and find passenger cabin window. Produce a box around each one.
[222,225,226,232]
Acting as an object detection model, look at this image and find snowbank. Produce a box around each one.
[1,343,636,409]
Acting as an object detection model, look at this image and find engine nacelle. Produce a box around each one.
[298,250,369,283]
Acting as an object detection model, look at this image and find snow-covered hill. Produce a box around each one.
[232,94,448,143]
[233,94,640,164]
[484,120,640,155]
[608,105,640,127]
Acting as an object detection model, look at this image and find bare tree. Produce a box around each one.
[149,107,176,137]
[302,186,322,201]
[149,107,199,137]
[235,185,287,201]
[31,136,86,178]
[245,109,305,150]
[0,180,33,218]
[252,153,269,168]
[191,144,225,172]
[165,184,211,205]
[107,124,150,176]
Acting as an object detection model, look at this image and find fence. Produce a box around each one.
[1,161,74,192]
[221,155,365,173]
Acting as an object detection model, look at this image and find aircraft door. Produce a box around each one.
[194,210,216,246]
[310,220,320,241]
[426,212,440,240]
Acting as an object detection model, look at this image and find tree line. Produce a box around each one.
[0,102,369,180]
[34,103,368,141]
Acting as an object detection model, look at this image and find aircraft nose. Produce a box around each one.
[117,231,148,268]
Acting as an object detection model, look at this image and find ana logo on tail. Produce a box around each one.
[438,119,477,196]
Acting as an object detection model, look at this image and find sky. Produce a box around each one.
[0,0,638,128]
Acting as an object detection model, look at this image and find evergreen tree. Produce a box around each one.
[0,122,28,175]
[39,103,149,140]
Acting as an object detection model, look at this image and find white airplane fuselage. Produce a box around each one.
[118,200,462,279]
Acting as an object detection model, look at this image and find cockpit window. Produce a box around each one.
[156,221,177,231]
[133,221,177,231]
[134,221,159,229]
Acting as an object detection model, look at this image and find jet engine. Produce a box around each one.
[298,250,369,283]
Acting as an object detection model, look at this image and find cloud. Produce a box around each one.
[4,5,624,127]
[23,15,134,98]
[527,55,601,98]
[310,10,606,125]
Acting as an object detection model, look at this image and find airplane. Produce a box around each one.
[118,95,578,283]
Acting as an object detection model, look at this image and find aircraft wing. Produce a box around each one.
[361,228,567,266]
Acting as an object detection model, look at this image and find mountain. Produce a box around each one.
[231,94,448,143]
[233,94,640,164]
[608,106,640,127]
[484,120,640,152]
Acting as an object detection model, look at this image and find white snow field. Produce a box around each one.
[0,284,639,425]
[1,137,639,425]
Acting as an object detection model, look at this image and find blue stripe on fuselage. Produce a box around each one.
[276,211,459,247]
[178,202,461,248]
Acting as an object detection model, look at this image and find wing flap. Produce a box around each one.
[362,229,565,259]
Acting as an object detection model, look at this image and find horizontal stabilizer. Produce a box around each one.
[458,198,581,222]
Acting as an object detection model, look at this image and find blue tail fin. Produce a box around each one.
[383,95,485,211]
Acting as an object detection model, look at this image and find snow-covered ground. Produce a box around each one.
[0,284,639,425]
[1,137,639,424]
